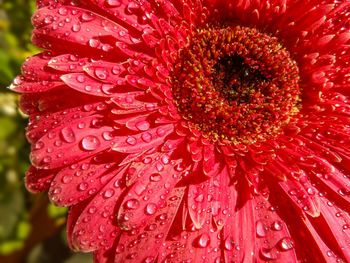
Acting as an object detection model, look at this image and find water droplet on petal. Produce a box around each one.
[143,256,155,263]
[197,233,210,248]
[62,175,73,184]
[89,38,100,48]
[126,199,140,209]
[72,24,81,32]
[256,220,266,237]
[271,221,283,231]
[278,237,294,251]
[145,203,157,215]
[88,206,97,214]
[60,127,76,143]
[78,182,88,191]
[260,247,278,260]
[81,12,94,22]
[34,141,45,150]
[141,132,152,142]
[150,173,162,182]
[136,121,150,131]
[58,7,68,15]
[102,131,113,141]
[103,188,115,198]
[126,136,137,145]
[94,68,108,80]
[81,135,101,151]
[224,237,233,250]
[106,0,122,7]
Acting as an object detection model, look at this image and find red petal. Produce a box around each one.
[25,166,56,193]
[49,155,121,206]
[69,166,127,252]
[114,187,185,262]
[30,114,114,169]
[112,124,174,154]
[118,156,183,230]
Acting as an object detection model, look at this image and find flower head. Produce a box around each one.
[12,0,350,262]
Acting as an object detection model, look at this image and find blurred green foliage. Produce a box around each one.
[0,1,92,262]
[0,0,38,86]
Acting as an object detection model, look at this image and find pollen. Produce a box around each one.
[171,26,301,144]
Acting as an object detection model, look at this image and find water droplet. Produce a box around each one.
[106,0,122,7]
[256,220,266,237]
[102,131,113,141]
[88,206,97,214]
[89,38,100,48]
[94,68,108,80]
[81,12,94,22]
[60,127,76,143]
[103,188,115,198]
[58,7,68,15]
[136,121,150,131]
[150,173,162,182]
[78,182,88,191]
[145,203,157,215]
[81,135,101,151]
[224,237,233,250]
[34,141,45,150]
[116,244,125,253]
[197,233,210,248]
[156,127,166,136]
[44,15,54,24]
[43,156,52,164]
[271,221,283,231]
[126,136,137,145]
[77,75,85,83]
[126,199,140,209]
[72,24,81,32]
[143,256,155,263]
[141,132,152,142]
[278,237,294,251]
[260,247,278,260]
[62,175,73,184]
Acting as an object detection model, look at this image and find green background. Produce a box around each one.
[0,1,91,262]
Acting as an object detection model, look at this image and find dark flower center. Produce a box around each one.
[171,26,301,144]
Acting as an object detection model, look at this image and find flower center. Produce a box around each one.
[171,26,301,144]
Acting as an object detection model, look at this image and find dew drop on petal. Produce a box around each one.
[197,233,210,248]
[72,24,81,32]
[62,175,73,184]
[34,141,45,150]
[256,220,266,237]
[58,7,68,15]
[136,121,150,131]
[88,206,97,214]
[102,131,113,141]
[224,237,233,251]
[141,132,152,142]
[260,247,278,260]
[278,237,294,251]
[145,203,157,215]
[106,0,122,7]
[271,220,283,231]
[60,127,76,143]
[89,38,100,48]
[81,135,101,151]
[78,182,88,191]
[126,136,137,145]
[94,68,108,80]
[143,256,155,263]
[150,173,162,182]
[103,188,115,198]
[126,199,140,209]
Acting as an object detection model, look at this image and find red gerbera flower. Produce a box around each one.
[12,0,350,262]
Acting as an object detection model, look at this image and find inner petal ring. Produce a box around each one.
[171,26,301,144]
